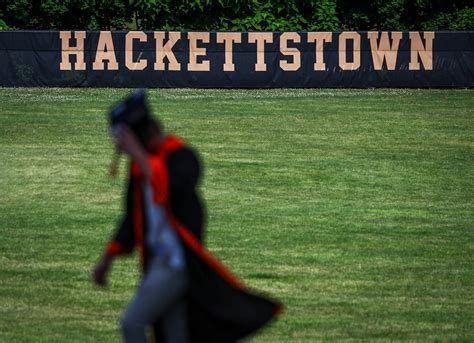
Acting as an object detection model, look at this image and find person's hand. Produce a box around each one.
[115,125,139,154]
[92,254,113,287]
[114,126,151,179]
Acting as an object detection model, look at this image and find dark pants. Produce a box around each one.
[121,258,189,343]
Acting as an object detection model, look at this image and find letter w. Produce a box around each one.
[368,32,402,70]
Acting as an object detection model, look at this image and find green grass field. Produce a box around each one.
[0,88,473,342]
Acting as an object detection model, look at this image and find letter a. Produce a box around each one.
[92,31,119,71]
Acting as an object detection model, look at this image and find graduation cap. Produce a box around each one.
[109,89,152,138]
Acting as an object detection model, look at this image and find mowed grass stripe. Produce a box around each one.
[0,88,472,342]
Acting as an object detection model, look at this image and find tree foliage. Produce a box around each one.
[0,0,472,30]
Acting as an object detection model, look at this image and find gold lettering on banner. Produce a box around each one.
[368,32,402,70]
[125,31,147,71]
[280,32,301,71]
[154,32,181,71]
[409,32,435,70]
[216,32,242,72]
[248,32,273,72]
[59,31,86,71]
[92,31,119,70]
[339,32,361,70]
[188,32,210,72]
[307,32,332,71]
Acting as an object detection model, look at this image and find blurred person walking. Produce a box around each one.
[92,90,281,342]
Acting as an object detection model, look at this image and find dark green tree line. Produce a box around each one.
[0,0,472,30]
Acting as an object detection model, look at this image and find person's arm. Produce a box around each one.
[116,125,151,179]
[93,126,148,286]
[167,148,200,194]
[93,178,135,286]
[167,148,205,242]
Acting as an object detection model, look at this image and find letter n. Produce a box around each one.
[409,32,435,70]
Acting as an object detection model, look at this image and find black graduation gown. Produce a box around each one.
[105,135,282,342]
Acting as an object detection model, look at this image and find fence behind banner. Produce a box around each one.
[0,31,472,88]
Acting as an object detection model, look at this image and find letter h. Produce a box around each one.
[59,31,86,71]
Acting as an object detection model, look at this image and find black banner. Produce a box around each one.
[0,30,473,88]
